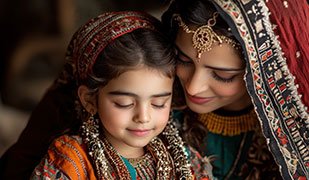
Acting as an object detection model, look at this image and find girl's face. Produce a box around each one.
[96,67,173,158]
[175,29,252,114]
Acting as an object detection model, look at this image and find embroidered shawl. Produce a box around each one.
[211,0,309,179]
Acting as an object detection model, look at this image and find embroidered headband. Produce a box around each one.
[70,11,159,81]
[174,12,239,59]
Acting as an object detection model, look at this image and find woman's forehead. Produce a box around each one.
[175,30,243,69]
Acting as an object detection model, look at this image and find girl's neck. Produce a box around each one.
[103,132,145,159]
[115,145,145,159]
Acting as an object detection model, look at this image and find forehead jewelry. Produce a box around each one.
[174,12,239,59]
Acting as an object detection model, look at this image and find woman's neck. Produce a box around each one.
[221,93,252,112]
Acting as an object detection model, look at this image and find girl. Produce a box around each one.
[28,11,212,179]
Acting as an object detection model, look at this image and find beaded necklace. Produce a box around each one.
[198,108,258,136]
[81,115,193,179]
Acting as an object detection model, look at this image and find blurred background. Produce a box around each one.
[0,0,169,156]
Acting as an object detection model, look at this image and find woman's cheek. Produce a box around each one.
[214,83,244,97]
[176,66,192,84]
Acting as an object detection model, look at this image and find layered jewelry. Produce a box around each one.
[198,109,258,136]
[81,113,193,179]
[174,12,239,59]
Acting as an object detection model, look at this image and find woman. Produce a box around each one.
[162,0,308,179]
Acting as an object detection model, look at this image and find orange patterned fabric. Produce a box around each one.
[32,135,97,179]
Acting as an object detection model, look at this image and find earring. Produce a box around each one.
[81,112,109,177]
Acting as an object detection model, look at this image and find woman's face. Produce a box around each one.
[175,29,252,114]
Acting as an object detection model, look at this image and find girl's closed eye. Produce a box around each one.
[114,99,134,108]
[152,103,166,108]
[151,98,170,109]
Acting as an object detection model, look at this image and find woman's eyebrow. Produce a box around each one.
[176,45,244,72]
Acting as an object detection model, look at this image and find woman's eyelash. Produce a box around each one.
[211,72,235,83]
[176,56,192,65]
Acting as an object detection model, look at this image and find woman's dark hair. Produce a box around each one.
[162,0,235,43]
[162,0,239,153]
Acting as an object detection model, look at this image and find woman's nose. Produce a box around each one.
[185,70,209,95]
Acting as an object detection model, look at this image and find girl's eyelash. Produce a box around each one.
[115,103,166,109]
[212,72,235,83]
[114,103,133,108]
[152,104,166,109]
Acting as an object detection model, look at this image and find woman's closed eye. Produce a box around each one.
[176,56,193,66]
[211,71,243,83]
[212,72,235,83]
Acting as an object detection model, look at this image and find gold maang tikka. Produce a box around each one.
[174,12,239,59]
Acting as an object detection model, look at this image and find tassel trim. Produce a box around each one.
[198,109,258,136]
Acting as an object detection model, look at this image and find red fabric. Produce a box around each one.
[267,0,309,111]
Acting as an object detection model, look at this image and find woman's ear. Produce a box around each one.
[78,85,97,114]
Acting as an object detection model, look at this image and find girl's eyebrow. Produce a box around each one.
[176,45,245,72]
[108,91,172,98]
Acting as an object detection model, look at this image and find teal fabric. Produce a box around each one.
[205,132,255,180]
[172,109,255,180]
[121,157,137,180]
[205,132,243,179]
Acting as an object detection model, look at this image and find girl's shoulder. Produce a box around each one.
[31,134,96,179]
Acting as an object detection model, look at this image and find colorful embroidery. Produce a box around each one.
[214,0,309,178]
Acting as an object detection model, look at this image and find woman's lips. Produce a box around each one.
[187,94,214,105]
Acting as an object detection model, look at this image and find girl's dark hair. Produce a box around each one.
[162,0,238,153]
[66,28,176,133]
[84,28,176,92]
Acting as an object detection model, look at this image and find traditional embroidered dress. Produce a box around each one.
[30,125,214,180]
[23,11,213,180]
[173,107,281,179]
[167,0,309,179]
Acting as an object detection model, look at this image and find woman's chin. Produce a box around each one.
[186,101,215,114]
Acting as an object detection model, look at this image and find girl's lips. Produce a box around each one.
[187,94,213,104]
[128,129,151,137]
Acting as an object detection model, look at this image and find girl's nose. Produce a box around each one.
[133,105,150,123]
